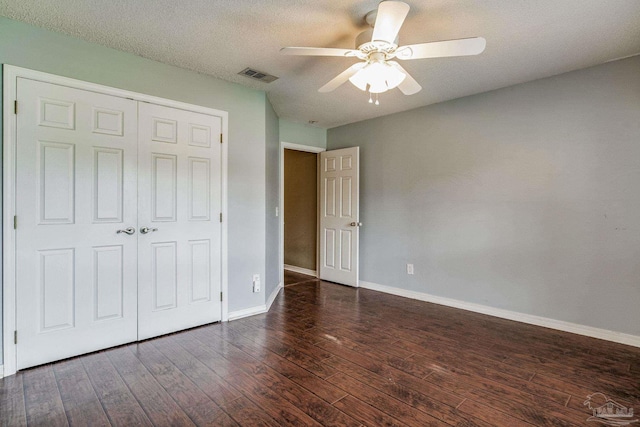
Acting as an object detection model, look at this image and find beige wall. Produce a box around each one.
[284,149,317,271]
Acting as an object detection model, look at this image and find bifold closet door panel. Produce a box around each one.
[137,102,222,340]
[15,78,139,370]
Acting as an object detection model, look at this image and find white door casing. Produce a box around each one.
[137,102,222,340]
[319,147,360,286]
[15,78,139,369]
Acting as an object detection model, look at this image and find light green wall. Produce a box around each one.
[0,17,270,362]
[265,98,280,300]
[279,118,326,149]
[328,56,640,338]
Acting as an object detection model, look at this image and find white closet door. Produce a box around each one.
[319,147,360,286]
[15,78,138,369]
[137,103,222,340]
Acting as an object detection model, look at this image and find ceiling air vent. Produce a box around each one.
[238,68,279,83]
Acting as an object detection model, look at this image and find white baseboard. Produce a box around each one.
[225,282,285,322]
[284,264,317,277]
[0,364,3,378]
[359,280,640,348]
[266,282,283,312]
[228,304,267,321]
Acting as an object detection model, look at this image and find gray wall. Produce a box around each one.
[265,98,280,300]
[0,17,269,363]
[328,56,640,337]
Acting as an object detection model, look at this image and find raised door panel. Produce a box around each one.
[152,242,178,310]
[340,230,352,272]
[152,118,177,143]
[324,229,336,269]
[325,177,336,217]
[39,248,75,332]
[38,97,75,129]
[189,240,211,303]
[38,141,75,224]
[189,124,211,147]
[324,156,336,172]
[341,177,353,218]
[152,154,178,221]
[340,155,353,171]
[93,148,123,223]
[93,245,124,321]
[93,107,124,136]
[188,158,211,221]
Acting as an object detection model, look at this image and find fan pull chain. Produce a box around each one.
[368,93,373,104]
[375,93,380,105]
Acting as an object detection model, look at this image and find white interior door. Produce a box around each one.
[137,102,222,340]
[319,147,360,286]
[15,78,138,369]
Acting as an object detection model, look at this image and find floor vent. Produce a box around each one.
[238,68,279,83]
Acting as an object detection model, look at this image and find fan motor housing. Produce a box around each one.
[356,29,398,55]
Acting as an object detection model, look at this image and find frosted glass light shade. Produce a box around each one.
[349,61,406,93]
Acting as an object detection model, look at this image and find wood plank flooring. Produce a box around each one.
[2,272,639,426]
[283,269,317,286]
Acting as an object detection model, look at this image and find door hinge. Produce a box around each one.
[220,133,223,144]
[14,330,17,344]
[13,215,17,230]
[220,292,223,302]
[14,100,18,115]
[219,213,222,223]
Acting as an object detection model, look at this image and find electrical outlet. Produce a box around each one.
[253,274,261,292]
[407,264,414,275]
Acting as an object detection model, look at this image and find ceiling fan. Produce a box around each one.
[281,1,486,104]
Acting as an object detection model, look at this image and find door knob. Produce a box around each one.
[140,226,158,234]
[350,222,363,227]
[116,227,136,235]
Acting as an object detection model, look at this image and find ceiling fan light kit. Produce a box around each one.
[348,53,406,94]
[281,0,486,104]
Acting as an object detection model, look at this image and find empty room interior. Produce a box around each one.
[0,1,639,426]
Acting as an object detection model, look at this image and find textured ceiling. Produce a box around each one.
[1,0,639,128]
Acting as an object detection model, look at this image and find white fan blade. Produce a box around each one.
[318,63,366,92]
[388,61,421,95]
[280,47,359,57]
[371,1,410,45]
[395,37,486,60]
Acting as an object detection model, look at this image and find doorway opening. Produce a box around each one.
[279,142,325,287]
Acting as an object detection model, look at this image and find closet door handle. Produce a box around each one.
[140,226,158,234]
[116,227,136,235]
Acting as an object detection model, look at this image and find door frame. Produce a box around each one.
[2,65,229,377]
[278,142,325,287]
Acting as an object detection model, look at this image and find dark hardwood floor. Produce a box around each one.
[283,269,317,286]
[2,274,639,426]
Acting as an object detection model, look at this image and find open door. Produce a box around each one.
[319,147,360,286]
